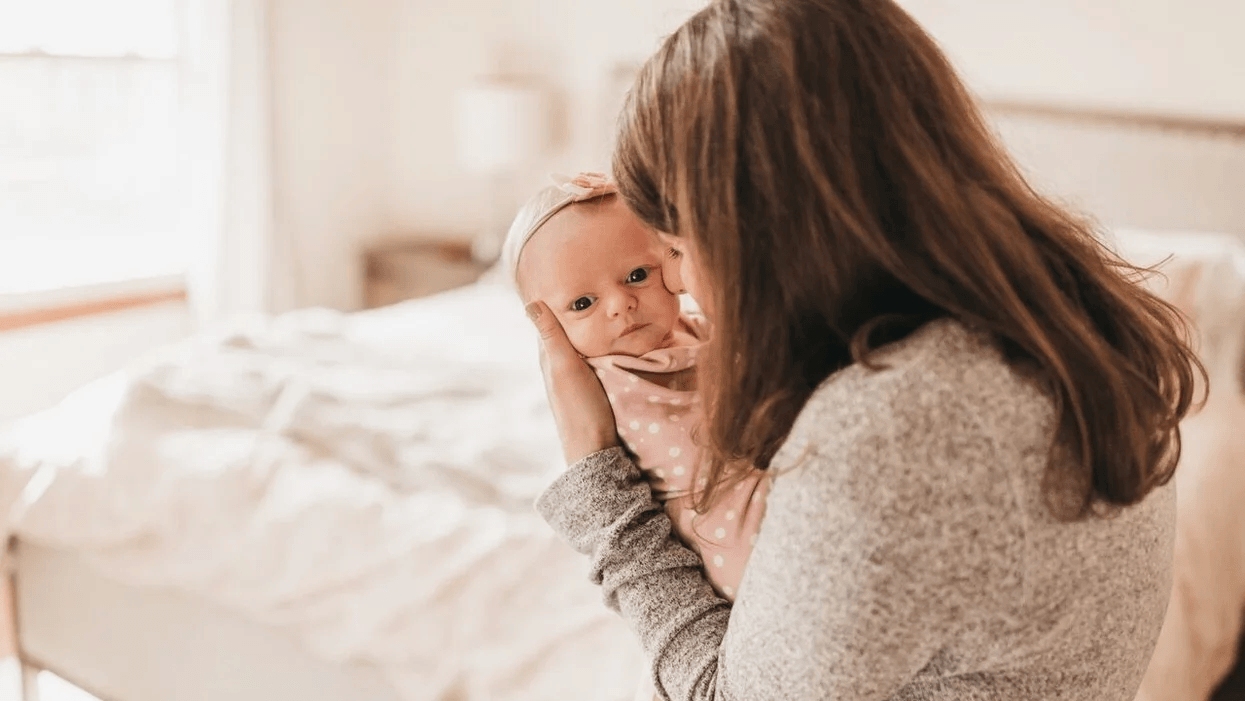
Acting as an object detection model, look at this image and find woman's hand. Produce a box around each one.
[526,301,619,464]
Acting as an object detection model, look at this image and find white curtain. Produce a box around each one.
[180,0,298,324]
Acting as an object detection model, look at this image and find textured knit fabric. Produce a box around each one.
[536,319,1176,701]
[586,314,769,602]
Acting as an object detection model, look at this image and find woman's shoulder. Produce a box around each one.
[772,318,1056,477]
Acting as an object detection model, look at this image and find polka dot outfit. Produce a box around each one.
[586,315,770,603]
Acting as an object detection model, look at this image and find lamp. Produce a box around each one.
[454,81,547,263]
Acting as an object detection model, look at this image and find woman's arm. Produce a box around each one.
[536,373,1023,701]
[527,303,1021,700]
[536,448,730,687]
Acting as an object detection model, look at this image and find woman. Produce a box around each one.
[525,0,1203,698]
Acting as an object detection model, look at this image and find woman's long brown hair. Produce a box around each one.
[613,0,1205,519]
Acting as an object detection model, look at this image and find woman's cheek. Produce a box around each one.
[678,258,709,317]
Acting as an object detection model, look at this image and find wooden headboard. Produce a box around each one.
[983,100,1245,236]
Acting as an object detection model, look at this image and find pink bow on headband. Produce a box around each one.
[550,172,616,200]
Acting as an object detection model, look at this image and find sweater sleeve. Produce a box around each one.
[534,360,1024,701]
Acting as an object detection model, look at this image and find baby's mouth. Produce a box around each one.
[620,322,650,337]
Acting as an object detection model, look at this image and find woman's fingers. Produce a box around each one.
[526,301,560,340]
[525,301,620,464]
[527,302,579,377]
[527,302,577,361]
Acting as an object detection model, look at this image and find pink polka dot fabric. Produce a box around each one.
[586,315,770,603]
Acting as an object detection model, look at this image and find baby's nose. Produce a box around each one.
[607,291,638,316]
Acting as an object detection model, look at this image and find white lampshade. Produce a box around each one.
[455,82,547,175]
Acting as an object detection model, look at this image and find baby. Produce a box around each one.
[504,172,769,603]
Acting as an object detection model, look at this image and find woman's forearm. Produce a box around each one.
[536,447,735,699]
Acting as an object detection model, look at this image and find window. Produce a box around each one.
[0,0,188,298]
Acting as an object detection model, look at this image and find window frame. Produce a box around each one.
[0,1,193,328]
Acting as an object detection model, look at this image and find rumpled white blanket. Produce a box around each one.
[0,280,644,701]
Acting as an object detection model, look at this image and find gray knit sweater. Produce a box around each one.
[536,319,1174,700]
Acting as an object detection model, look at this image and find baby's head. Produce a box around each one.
[504,173,680,358]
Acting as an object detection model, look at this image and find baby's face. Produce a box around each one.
[518,197,681,358]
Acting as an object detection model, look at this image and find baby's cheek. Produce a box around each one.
[563,318,606,357]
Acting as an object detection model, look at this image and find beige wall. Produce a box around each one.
[269,0,403,311]
[388,0,704,239]
[898,0,1245,120]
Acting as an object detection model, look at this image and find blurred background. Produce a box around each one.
[0,2,1242,701]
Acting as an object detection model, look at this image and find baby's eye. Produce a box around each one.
[626,267,650,284]
[570,296,595,312]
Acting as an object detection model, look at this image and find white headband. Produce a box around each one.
[501,172,618,287]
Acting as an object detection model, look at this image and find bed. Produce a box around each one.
[0,280,645,701]
[1,100,1244,701]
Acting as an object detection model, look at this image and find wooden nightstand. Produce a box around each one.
[363,238,491,309]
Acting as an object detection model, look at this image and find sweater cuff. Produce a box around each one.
[535,446,646,554]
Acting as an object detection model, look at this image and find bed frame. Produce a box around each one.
[6,538,404,701]
[5,99,1245,701]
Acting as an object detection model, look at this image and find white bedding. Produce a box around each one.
[0,279,644,701]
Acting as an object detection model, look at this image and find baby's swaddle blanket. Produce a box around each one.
[586,315,769,601]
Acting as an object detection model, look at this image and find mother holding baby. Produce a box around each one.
[524,0,1203,699]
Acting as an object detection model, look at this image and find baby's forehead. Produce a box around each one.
[531,202,656,260]
[517,202,660,294]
